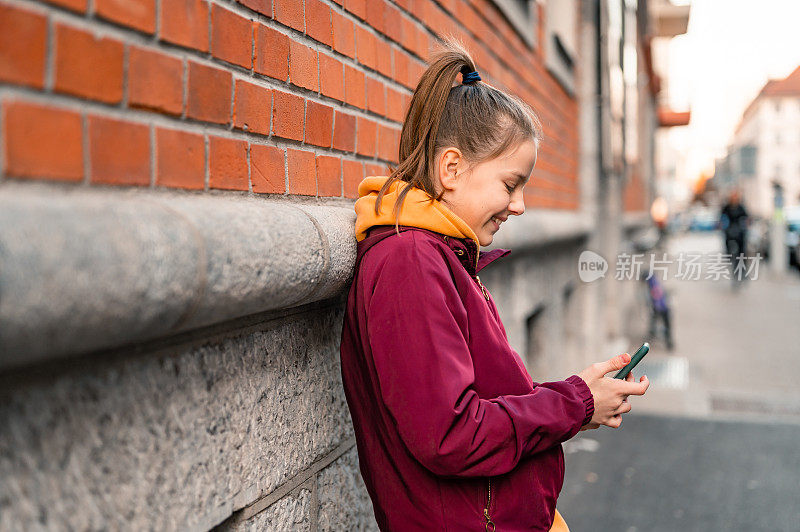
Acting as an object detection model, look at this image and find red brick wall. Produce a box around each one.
[0,0,580,209]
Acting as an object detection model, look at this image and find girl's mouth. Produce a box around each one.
[490,216,501,231]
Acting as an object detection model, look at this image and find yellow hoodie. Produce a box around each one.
[353,175,570,532]
[354,176,479,246]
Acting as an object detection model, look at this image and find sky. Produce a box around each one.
[662,0,800,185]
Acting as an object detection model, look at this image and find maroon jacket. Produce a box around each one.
[339,226,594,531]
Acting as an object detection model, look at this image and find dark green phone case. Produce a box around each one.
[614,342,650,379]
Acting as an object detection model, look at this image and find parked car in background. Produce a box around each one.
[688,208,719,232]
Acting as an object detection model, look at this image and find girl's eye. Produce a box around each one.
[504,183,515,193]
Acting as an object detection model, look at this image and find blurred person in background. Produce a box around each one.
[720,189,749,282]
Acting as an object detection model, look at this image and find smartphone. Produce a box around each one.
[614,342,650,379]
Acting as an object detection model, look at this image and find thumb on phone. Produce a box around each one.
[597,353,630,377]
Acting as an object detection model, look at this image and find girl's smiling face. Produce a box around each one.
[436,140,537,246]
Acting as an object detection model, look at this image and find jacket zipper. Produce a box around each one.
[475,275,490,300]
[484,477,495,531]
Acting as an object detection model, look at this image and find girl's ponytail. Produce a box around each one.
[373,37,542,231]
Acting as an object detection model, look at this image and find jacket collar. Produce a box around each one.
[360,225,511,277]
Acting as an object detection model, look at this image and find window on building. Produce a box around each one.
[490,0,538,49]
[544,0,577,95]
[525,304,547,377]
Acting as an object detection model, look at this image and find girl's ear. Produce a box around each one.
[437,147,463,191]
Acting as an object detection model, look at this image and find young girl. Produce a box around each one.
[339,40,649,532]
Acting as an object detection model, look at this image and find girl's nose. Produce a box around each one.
[508,191,525,216]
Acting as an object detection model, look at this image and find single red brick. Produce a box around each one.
[234,80,271,135]
[287,148,316,196]
[332,11,355,58]
[128,46,183,115]
[289,41,318,92]
[356,117,377,157]
[400,16,415,52]
[414,26,431,60]
[54,24,124,103]
[254,24,289,80]
[384,4,402,43]
[209,136,248,190]
[89,116,150,186]
[211,5,253,69]
[332,111,356,152]
[156,128,205,189]
[160,0,209,52]
[237,0,271,16]
[386,86,406,122]
[366,77,385,116]
[355,26,377,71]
[250,144,285,194]
[0,5,47,89]
[365,0,385,35]
[394,48,411,88]
[272,90,304,141]
[345,0,366,20]
[3,101,83,182]
[342,159,363,198]
[42,0,86,13]
[344,65,365,108]
[365,162,389,177]
[304,101,333,148]
[316,155,342,197]
[274,0,303,31]
[375,39,392,78]
[377,123,399,163]
[305,0,332,46]
[319,54,344,102]
[187,61,232,124]
[96,0,155,33]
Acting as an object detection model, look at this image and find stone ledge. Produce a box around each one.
[0,183,357,370]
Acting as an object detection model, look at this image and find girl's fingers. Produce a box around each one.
[614,402,632,415]
[625,371,634,382]
[619,375,649,395]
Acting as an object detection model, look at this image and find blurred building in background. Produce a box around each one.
[0,0,687,529]
[717,65,800,218]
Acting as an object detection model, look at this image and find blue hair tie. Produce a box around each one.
[462,70,481,84]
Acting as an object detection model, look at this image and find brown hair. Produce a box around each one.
[374,37,543,229]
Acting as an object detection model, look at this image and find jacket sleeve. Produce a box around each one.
[365,234,594,479]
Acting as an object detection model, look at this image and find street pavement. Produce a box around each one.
[558,231,800,531]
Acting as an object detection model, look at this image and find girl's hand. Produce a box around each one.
[577,353,649,429]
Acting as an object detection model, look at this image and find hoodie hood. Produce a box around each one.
[354,176,480,246]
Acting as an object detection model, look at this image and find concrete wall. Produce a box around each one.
[1,299,377,531]
[0,183,378,530]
